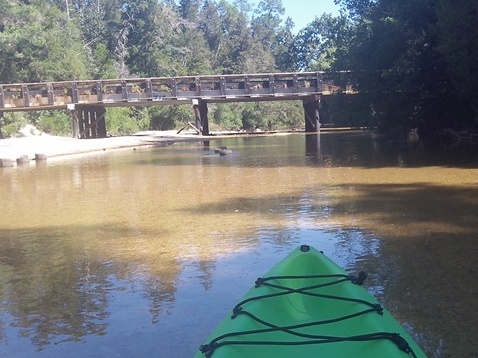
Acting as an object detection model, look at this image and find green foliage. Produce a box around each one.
[1,0,477,135]
[0,112,28,137]
[240,103,262,130]
[37,111,71,136]
[436,0,478,122]
[333,0,478,132]
[211,101,303,131]
[0,2,89,83]
[148,105,191,131]
[94,43,118,79]
[106,107,149,136]
[294,14,351,71]
[212,103,243,130]
[271,101,304,129]
[321,95,374,128]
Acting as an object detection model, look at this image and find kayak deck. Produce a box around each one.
[195,245,427,357]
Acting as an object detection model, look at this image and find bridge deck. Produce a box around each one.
[0,72,352,112]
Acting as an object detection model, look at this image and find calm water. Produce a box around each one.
[0,132,477,357]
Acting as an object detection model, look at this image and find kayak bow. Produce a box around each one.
[194,245,427,357]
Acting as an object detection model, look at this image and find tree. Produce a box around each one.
[178,0,203,22]
[71,0,120,78]
[331,0,471,133]
[0,1,89,83]
[198,0,254,74]
[212,103,243,130]
[149,105,191,130]
[436,0,478,123]
[121,0,172,77]
[273,17,296,71]
[249,0,288,72]
[293,13,351,71]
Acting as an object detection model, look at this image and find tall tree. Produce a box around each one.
[119,0,166,77]
[179,0,203,22]
[333,0,469,132]
[249,0,287,71]
[0,0,89,83]
[199,0,253,74]
[436,0,478,123]
[172,0,213,75]
[294,13,351,71]
[69,0,119,78]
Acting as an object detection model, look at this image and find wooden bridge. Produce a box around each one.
[0,72,353,138]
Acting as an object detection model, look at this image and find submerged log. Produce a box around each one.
[215,146,232,156]
[214,146,227,153]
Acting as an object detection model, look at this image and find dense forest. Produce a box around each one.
[0,0,477,141]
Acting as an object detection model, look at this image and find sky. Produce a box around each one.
[281,0,340,30]
[249,0,341,32]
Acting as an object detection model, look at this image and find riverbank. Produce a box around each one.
[0,130,206,167]
[0,129,303,167]
[0,128,358,168]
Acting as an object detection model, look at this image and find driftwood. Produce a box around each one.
[187,121,201,134]
[176,126,186,134]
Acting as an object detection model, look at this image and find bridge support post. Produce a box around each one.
[302,96,321,133]
[193,100,209,136]
[68,104,80,138]
[75,105,107,139]
[0,111,4,139]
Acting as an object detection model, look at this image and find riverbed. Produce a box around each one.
[0,132,477,357]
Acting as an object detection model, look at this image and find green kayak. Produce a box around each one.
[195,245,427,357]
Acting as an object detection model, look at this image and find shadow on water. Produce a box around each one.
[1,132,477,357]
[132,132,478,170]
[305,132,478,169]
[178,182,478,235]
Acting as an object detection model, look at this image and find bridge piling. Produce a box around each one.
[69,105,107,139]
[0,111,4,139]
[68,105,79,138]
[303,96,321,132]
[193,100,209,136]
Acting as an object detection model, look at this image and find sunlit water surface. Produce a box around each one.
[1,132,477,357]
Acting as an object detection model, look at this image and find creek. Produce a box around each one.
[0,132,477,357]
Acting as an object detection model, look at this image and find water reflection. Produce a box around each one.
[0,132,477,357]
[305,133,321,164]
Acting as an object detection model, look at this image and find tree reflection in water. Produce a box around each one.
[0,132,477,357]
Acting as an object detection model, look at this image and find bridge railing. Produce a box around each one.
[0,72,353,111]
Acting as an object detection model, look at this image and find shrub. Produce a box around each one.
[0,112,28,138]
[37,111,71,136]
[106,107,148,136]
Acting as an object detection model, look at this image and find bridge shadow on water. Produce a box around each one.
[137,131,478,169]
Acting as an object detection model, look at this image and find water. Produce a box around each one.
[0,132,477,357]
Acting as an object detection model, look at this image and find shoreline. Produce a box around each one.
[0,130,206,167]
[0,128,357,168]
[0,130,303,167]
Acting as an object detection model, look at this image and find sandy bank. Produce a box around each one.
[0,130,203,167]
[0,128,305,167]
